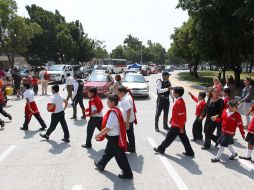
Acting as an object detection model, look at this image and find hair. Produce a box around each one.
[213,77,220,83]
[108,95,119,106]
[227,75,235,85]
[245,77,252,82]
[162,71,170,76]
[24,83,31,89]
[88,87,97,95]
[223,88,231,95]
[228,100,238,108]
[115,74,121,82]
[52,85,59,93]
[118,86,128,94]
[173,86,184,97]
[198,92,206,99]
[67,73,70,77]
[208,87,218,99]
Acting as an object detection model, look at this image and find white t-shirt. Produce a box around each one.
[118,93,135,123]
[91,105,103,117]
[23,89,35,102]
[51,93,64,113]
[66,76,74,86]
[106,111,120,136]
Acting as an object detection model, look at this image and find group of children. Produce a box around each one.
[153,85,254,163]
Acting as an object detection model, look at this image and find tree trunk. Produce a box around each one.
[222,67,226,83]
[248,62,253,73]
[193,64,199,78]
[233,68,241,87]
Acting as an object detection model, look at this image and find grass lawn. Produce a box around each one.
[178,71,252,88]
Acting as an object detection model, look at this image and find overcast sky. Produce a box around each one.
[15,0,189,52]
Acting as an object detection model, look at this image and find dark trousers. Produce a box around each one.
[72,97,85,117]
[0,104,10,118]
[204,119,219,148]
[86,117,102,146]
[158,127,194,154]
[192,117,203,140]
[46,111,69,139]
[33,85,38,95]
[98,136,133,176]
[23,113,47,129]
[155,97,170,128]
[127,122,135,151]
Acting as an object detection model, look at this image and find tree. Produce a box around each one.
[0,0,41,67]
[111,45,125,59]
[93,40,108,60]
[123,34,143,51]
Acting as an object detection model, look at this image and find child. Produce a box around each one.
[222,88,231,109]
[188,91,206,141]
[31,76,39,96]
[82,87,103,148]
[94,95,133,179]
[40,85,70,142]
[21,83,47,131]
[211,100,245,162]
[239,104,254,161]
[154,87,195,157]
[0,82,12,121]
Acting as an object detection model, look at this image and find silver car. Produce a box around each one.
[122,73,149,98]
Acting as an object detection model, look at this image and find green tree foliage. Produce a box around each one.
[0,0,41,67]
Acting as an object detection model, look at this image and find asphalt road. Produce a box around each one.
[0,72,253,190]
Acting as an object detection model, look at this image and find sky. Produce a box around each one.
[15,0,189,52]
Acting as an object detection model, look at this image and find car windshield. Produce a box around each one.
[49,65,64,71]
[124,75,146,83]
[87,74,107,82]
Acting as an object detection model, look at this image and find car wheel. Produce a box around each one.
[61,76,65,84]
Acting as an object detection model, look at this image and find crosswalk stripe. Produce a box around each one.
[0,145,16,163]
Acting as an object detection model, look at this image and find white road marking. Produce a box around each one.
[0,145,16,163]
[147,137,189,190]
[239,159,254,171]
[150,92,157,99]
[72,185,83,190]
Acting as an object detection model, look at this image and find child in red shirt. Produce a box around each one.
[154,87,194,157]
[222,88,231,109]
[31,76,39,95]
[188,91,206,141]
[239,104,254,161]
[211,100,245,162]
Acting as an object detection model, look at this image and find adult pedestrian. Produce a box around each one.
[111,74,122,95]
[40,85,70,142]
[201,87,224,150]
[238,77,253,126]
[40,68,50,95]
[12,68,22,99]
[71,74,85,119]
[224,75,236,99]
[155,71,173,132]
[0,67,5,79]
[4,69,11,81]
[64,73,74,102]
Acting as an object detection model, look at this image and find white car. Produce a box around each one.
[122,73,149,98]
[41,65,73,84]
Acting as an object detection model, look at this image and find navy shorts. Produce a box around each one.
[245,132,254,145]
[217,134,234,147]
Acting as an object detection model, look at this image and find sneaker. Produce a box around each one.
[20,127,28,131]
[155,128,160,132]
[61,138,70,143]
[7,114,12,120]
[118,174,133,179]
[229,153,238,160]
[39,127,47,131]
[239,156,252,161]
[201,146,210,150]
[40,133,49,140]
[81,144,92,149]
[70,116,77,119]
[211,158,220,163]
[163,126,170,130]
[182,152,195,157]
[0,121,5,128]
[94,161,104,171]
[153,147,164,154]
[81,116,86,120]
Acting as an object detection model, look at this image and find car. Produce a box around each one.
[141,65,151,76]
[83,73,114,96]
[91,70,107,75]
[124,68,140,75]
[43,65,73,84]
[122,73,149,98]
[72,65,89,79]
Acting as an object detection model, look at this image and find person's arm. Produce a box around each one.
[72,82,78,99]
[238,117,245,139]
[188,92,198,103]
[246,106,253,115]
[157,80,169,94]
[95,128,111,141]
[126,109,131,130]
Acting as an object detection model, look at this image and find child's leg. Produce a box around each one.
[245,144,254,158]
[227,145,237,156]
[215,146,225,160]
[157,127,178,152]
[98,138,115,169]
[179,131,194,155]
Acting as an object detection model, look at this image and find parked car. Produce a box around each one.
[43,65,73,84]
[141,65,151,76]
[91,70,107,75]
[83,73,114,96]
[122,73,149,98]
[124,68,140,75]
[72,65,89,79]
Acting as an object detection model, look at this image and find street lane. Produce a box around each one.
[0,72,253,190]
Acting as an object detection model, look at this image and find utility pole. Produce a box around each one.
[141,46,143,64]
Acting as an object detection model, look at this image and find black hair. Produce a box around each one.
[245,77,252,82]
[52,84,59,93]
[67,73,70,77]
[223,88,231,95]
[198,92,206,99]
[118,86,128,94]
[228,100,238,108]
[162,71,170,76]
[173,86,184,97]
[108,95,119,106]
[88,87,97,95]
[24,83,31,89]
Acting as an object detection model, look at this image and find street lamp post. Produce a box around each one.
[140,46,143,64]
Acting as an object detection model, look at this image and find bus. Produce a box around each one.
[102,59,127,74]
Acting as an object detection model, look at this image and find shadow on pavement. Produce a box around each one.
[23,129,41,139]
[101,170,135,190]
[45,139,71,154]
[164,153,203,175]
[87,148,104,161]
[73,119,87,127]
[127,153,144,174]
